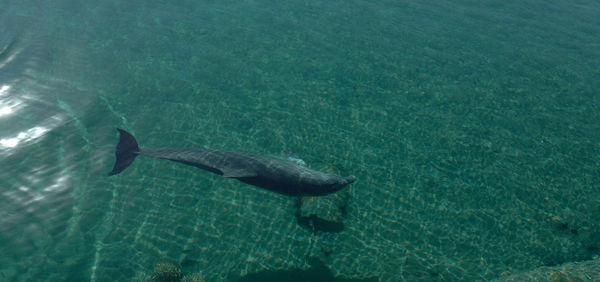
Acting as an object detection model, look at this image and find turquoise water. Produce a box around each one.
[1,0,599,281]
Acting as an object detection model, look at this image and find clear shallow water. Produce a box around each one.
[1,0,599,281]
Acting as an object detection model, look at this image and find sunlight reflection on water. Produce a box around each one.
[0,83,64,152]
[0,126,51,149]
[0,85,18,117]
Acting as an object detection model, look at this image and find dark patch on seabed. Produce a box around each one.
[294,192,351,233]
[236,257,378,282]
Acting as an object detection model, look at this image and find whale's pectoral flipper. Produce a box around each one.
[109,128,140,176]
[221,168,257,178]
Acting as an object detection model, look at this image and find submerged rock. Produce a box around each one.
[151,262,182,282]
[493,257,600,281]
[295,191,350,233]
[133,261,204,282]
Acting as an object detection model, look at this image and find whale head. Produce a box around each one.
[319,174,355,195]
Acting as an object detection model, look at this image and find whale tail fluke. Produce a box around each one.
[109,128,140,176]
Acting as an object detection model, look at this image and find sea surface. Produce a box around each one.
[1,0,599,281]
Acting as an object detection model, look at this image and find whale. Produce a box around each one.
[109,129,355,196]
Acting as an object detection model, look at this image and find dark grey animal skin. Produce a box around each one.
[109,129,355,196]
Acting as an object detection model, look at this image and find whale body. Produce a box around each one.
[109,129,355,196]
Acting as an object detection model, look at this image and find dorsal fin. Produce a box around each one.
[284,150,307,166]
